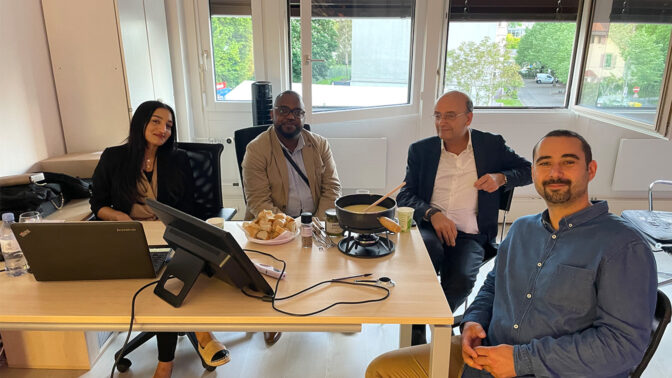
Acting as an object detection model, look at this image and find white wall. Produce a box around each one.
[0,0,65,176]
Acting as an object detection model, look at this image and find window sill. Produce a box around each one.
[571,105,665,139]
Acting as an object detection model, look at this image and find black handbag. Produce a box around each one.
[0,182,64,219]
[0,172,91,219]
[42,172,92,200]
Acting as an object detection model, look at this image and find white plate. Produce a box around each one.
[239,223,300,245]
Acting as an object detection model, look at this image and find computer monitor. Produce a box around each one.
[146,198,274,307]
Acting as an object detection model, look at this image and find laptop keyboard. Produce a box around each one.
[149,248,172,273]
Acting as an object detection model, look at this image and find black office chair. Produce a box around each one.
[631,289,671,377]
[113,142,237,373]
[484,187,515,259]
[233,124,310,203]
[177,142,236,221]
[453,187,514,325]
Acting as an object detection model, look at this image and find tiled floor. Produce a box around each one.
[2,247,671,377]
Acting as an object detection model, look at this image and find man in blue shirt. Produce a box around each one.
[366,129,657,378]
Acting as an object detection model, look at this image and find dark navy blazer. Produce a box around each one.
[397,129,532,242]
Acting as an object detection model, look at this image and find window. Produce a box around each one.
[577,0,672,127]
[443,1,580,108]
[288,0,415,112]
[209,0,256,102]
[604,53,613,69]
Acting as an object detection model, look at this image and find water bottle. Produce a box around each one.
[0,213,29,276]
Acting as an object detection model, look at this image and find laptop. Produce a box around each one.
[10,221,170,281]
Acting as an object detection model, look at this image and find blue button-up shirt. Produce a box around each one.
[462,201,657,378]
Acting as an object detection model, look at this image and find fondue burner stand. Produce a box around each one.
[338,226,395,258]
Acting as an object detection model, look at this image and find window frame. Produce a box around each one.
[196,0,266,113]
[570,0,672,138]
[439,2,585,110]
[290,0,421,124]
[188,0,672,140]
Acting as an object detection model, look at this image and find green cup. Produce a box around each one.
[397,207,414,232]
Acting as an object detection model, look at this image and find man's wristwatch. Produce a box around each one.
[424,207,441,222]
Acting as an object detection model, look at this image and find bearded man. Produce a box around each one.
[366,129,657,378]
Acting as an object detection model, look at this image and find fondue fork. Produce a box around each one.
[312,218,336,248]
[311,224,329,250]
[362,181,406,213]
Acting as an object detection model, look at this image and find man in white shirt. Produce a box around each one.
[397,91,531,344]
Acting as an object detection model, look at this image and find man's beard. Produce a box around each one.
[276,123,302,139]
[542,178,573,204]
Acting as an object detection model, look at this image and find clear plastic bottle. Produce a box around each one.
[0,213,29,277]
[301,212,313,249]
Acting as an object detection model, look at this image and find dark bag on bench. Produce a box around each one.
[0,172,91,219]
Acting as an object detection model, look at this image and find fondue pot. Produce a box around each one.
[335,194,397,234]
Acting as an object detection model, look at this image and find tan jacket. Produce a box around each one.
[242,126,342,220]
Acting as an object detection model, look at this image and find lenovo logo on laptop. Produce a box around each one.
[116,228,137,232]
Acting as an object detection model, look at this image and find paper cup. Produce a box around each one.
[397,207,414,232]
[206,217,225,229]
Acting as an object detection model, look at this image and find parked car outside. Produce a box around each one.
[535,73,557,84]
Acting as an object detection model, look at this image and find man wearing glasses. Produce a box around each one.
[368,130,655,377]
[397,91,531,345]
[242,90,341,221]
[242,90,341,346]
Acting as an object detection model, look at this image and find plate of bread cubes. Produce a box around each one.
[241,210,299,245]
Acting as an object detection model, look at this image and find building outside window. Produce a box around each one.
[288,0,415,112]
[578,0,672,126]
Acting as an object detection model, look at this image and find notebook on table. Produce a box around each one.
[10,221,170,281]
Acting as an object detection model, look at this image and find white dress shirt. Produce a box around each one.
[430,131,479,234]
[279,134,315,217]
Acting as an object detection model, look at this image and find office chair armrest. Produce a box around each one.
[215,207,237,221]
[451,314,464,328]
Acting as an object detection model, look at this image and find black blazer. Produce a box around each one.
[90,144,195,217]
[397,129,531,242]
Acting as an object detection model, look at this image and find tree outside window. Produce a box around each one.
[210,16,255,101]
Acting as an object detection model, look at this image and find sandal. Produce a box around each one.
[197,339,231,366]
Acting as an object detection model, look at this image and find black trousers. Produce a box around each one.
[156,332,178,362]
[418,222,488,310]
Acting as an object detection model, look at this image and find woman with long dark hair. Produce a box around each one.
[90,100,230,377]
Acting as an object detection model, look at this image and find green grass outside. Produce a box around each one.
[496,98,524,106]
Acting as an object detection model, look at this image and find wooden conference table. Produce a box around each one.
[0,221,454,376]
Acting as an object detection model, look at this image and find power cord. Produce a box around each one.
[109,279,162,378]
[243,249,390,316]
[110,249,390,377]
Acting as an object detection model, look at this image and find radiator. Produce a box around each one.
[612,138,672,191]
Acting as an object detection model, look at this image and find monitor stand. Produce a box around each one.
[154,248,205,308]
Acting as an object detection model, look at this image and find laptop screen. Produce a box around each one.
[11,221,159,281]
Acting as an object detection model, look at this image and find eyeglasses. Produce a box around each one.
[275,106,306,118]
[433,111,468,121]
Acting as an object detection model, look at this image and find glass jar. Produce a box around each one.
[301,212,313,248]
[324,209,343,236]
